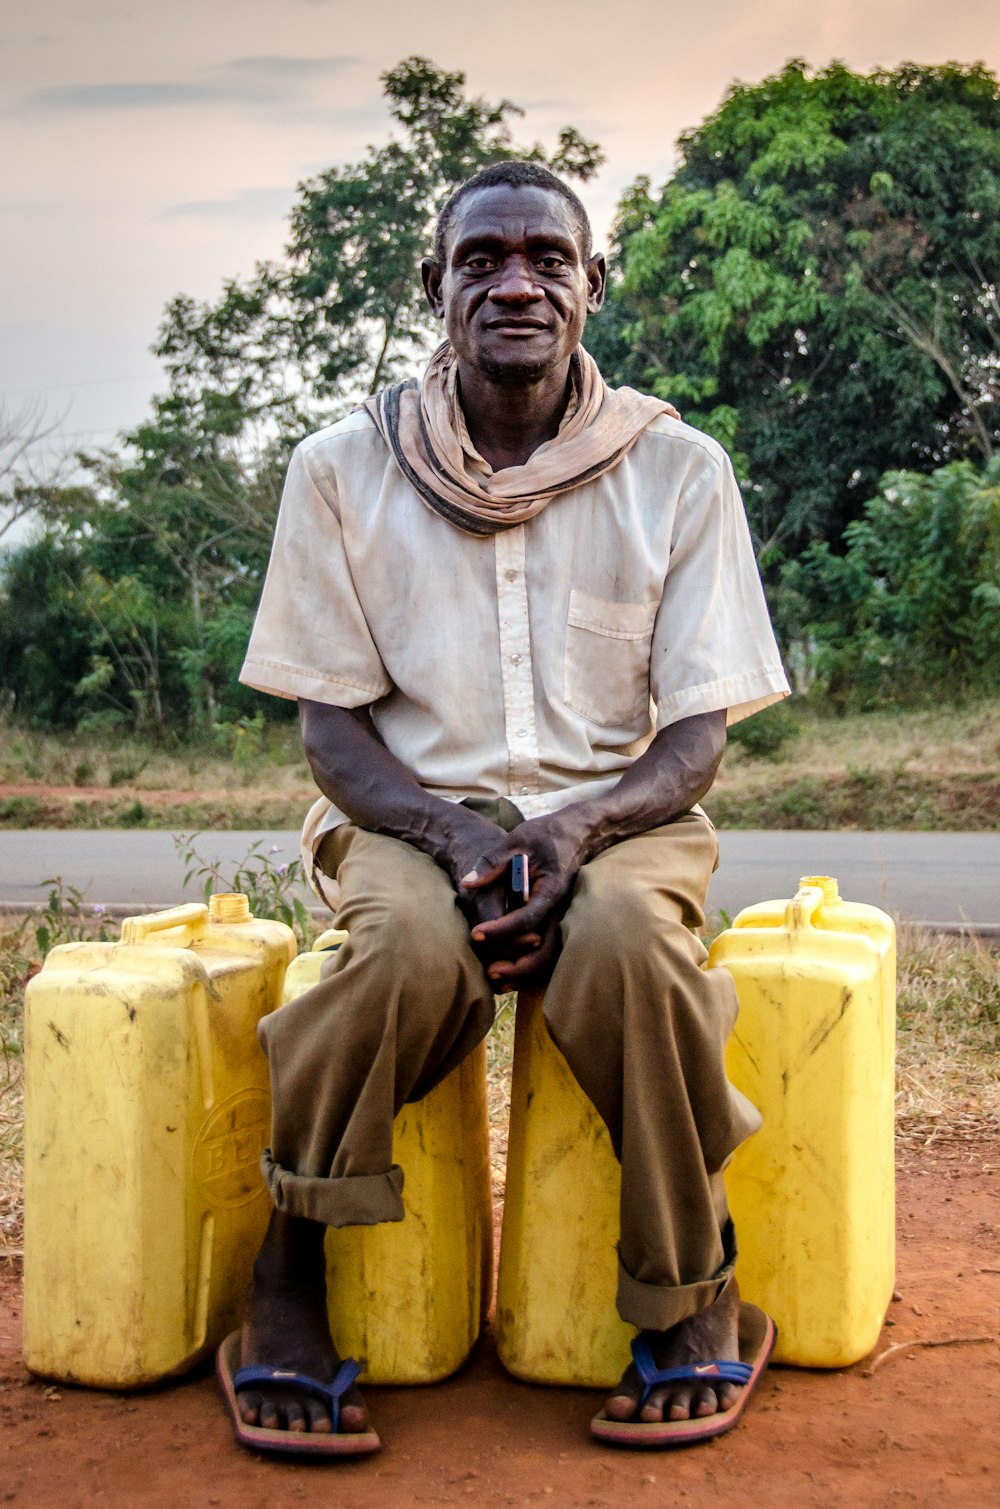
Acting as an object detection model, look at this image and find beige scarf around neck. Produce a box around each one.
[363,342,679,537]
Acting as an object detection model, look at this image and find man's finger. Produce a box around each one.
[471,883,562,940]
[487,931,560,982]
[459,853,512,890]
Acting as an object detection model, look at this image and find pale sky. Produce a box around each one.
[3,0,999,459]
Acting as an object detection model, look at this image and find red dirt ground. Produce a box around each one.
[1,1142,998,1508]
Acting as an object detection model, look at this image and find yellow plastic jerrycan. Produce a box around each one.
[496,986,633,1387]
[23,895,296,1388]
[709,878,896,1367]
[281,932,493,1385]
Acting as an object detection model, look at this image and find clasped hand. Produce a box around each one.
[448,813,587,987]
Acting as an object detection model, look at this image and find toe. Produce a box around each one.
[305,1398,332,1434]
[693,1385,719,1418]
[339,1389,370,1433]
[603,1391,641,1422]
[284,1399,307,1433]
[236,1389,261,1426]
[639,1384,671,1423]
[717,1381,741,1413]
[258,1397,281,1430]
[603,1365,644,1422]
[664,1384,695,1422]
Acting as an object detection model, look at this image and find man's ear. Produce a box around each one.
[422,258,445,318]
[586,253,607,315]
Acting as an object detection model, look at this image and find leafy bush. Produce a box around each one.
[777,458,1000,708]
[728,702,802,759]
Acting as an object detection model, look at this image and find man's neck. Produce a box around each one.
[456,358,573,472]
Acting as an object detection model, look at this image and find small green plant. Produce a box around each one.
[72,760,95,786]
[174,833,314,946]
[0,797,41,825]
[115,800,147,826]
[31,877,116,956]
[212,711,267,771]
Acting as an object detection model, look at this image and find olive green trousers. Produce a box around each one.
[258,810,760,1331]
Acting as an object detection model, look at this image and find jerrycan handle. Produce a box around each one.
[120,903,209,947]
[785,884,826,935]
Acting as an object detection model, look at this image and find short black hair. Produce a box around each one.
[433,160,593,265]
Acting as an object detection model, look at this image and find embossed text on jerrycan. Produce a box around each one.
[709,878,896,1367]
[23,895,296,1388]
[281,931,493,1385]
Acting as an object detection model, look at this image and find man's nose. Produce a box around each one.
[488,259,543,304]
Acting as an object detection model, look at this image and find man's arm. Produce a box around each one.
[298,698,537,957]
[461,708,727,982]
[299,699,506,881]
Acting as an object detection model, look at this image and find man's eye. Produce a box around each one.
[537,256,566,271]
[466,256,494,270]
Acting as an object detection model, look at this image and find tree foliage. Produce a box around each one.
[4,58,999,736]
[776,457,1000,707]
[1,58,603,736]
[591,60,1000,554]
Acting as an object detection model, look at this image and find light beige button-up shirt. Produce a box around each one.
[240,408,789,867]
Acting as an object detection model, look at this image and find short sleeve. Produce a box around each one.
[650,447,790,728]
[239,440,393,706]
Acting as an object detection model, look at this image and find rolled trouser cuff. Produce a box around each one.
[262,1149,405,1227]
[616,1222,737,1332]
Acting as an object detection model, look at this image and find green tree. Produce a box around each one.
[591,61,1000,554]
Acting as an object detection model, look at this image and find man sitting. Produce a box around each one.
[229,159,789,1452]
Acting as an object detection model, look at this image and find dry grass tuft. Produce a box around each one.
[895,927,1000,1148]
[0,921,28,1257]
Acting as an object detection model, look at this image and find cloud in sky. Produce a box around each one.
[25,53,359,113]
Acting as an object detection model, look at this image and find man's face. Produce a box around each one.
[423,184,606,385]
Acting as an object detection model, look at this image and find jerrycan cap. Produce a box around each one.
[799,875,840,903]
[208,892,252,924]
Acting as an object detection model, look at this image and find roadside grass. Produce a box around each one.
[1,701,998,831]
[707,700,1000,831]
[8,908,992,1257]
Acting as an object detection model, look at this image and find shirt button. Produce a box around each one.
[520,786,530,795]
[516,728,527,738]
[510,653,522,665]
[504,569,518,581]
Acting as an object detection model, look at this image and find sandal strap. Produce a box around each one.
[233,1357,363,1432]
[631,1336,752,1407]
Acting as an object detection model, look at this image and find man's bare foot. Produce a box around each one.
[236,1210,370,1435]
[603,1278,742,1423]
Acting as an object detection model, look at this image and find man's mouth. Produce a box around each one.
[485,319,549,335]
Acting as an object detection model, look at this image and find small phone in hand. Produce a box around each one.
[506,853,530,912]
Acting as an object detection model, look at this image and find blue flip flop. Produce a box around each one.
[591,1301,776,1448]
[630,1336,753,1403]
[216,1330,381,1456]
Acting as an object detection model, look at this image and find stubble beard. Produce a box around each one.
[475,348,562,386]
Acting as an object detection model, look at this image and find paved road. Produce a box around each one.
[1,828,997,926]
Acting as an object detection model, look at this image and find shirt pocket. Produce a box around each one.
[563,589,658,729]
